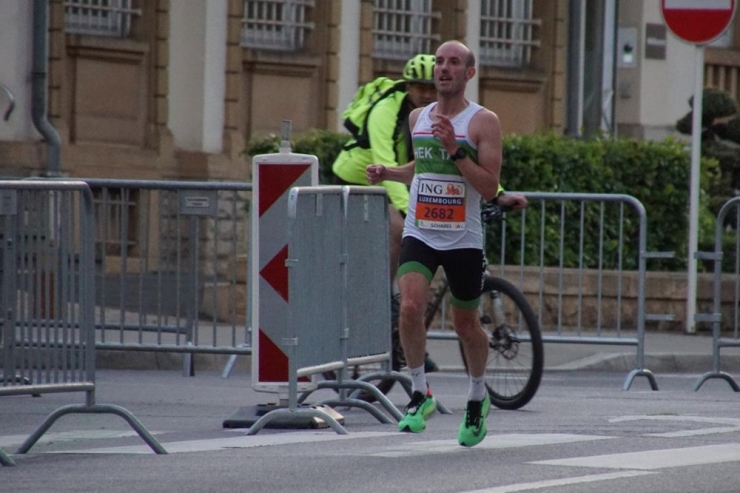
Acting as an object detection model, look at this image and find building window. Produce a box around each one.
[373,0,440,61]
[242,0,315,51]
[64,0,140,38]
[92,187,139,257]
[480,0,540,67]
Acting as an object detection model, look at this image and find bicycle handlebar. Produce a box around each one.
[480,202,511,224]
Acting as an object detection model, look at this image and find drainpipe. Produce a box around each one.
[32,0,62,177]
[566,0,586,137]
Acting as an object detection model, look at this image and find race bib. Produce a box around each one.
[414,178,466,230]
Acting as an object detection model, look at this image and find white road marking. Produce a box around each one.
[365,434,613,458]
[0,430,163,448]
[50,431,397,454]
[535,443,740,470]
[460,471,656,493]
[609,414,740,437]
[44,432,610,456]
[610,415,740,425]
[647,426,740,438]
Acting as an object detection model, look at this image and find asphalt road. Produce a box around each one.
[2,368,740,493]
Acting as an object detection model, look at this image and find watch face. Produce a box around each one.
[454,148,466,160]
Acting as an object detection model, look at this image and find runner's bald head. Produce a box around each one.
[437,40,476,68]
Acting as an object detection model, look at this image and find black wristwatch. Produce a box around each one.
[450,147,467,162]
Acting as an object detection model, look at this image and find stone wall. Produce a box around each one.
[202,263,730,334]
[493,266,724,333]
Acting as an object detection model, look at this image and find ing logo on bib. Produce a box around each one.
[415,178,467,231]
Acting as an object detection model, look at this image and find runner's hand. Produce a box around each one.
[366,164,387,185]
[431,113,457,154]
[497,193,528,211]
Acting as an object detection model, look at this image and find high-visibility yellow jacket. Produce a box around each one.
[332,91,411,214]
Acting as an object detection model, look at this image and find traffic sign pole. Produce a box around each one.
[686,45,704,334]
[661,0,735,334]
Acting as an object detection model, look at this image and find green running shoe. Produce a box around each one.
[398,390,436,433]
[458,393,491,447]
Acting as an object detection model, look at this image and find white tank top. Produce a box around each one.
[403,101,485,250]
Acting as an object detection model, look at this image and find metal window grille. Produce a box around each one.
[373,0,440,61]
[480,0,540,67]
[242,0,315,51]
[92,188,138,257]
[65,0,140,38]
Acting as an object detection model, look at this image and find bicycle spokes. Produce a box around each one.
[491,325,520,360]
[474,276,543,410]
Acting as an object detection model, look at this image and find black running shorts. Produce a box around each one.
[397,236,486,310]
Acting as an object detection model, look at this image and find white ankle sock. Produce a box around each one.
[468,374,486,402]
[409,365,427,395]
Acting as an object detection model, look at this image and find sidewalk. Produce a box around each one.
[427,330,740,373]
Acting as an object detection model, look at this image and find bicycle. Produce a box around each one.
[324,202,544,410]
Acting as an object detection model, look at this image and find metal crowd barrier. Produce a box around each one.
[248,186,402,435]
[48,179,252,375]
[695,197,740,391]
[428,192,673,391]
[0,448,14,467]
[0,181,165,456]
[300,186,420,420]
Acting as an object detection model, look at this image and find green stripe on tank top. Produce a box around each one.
[412,137,478,175]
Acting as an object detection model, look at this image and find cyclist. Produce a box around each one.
[333,53,526,283]
[333,54,440,373]
[332,54,437,285]
[367,40,518,447]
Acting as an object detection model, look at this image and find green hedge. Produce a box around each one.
[494,134,718,271]
[247,131,719,271]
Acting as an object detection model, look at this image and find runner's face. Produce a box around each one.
[407,83,437,108]
[434,43,472,95]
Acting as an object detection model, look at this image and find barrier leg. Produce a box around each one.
[100,404,168,454]
[221,343,252,378]
[297,390,312,404]
[0,449,15,467]
[246,408,348,436]
[221,353,241,379]
[317,398,393,424]
[316,380,401,422]
[349,371,452,415]
[16,403,167,455]
[694,371,740,392]
[623,368,659,391]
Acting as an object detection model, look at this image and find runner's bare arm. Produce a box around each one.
[453,110,502,201]
[365,107,423,186]
[367,161,415,185]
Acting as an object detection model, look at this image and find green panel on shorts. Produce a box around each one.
[450,294,480,311]
[398,261,434,282]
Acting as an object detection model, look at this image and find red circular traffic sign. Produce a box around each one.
[661,0,736,44]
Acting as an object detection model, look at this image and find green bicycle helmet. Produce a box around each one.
[403,54,435,84]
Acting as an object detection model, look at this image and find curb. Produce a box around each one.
[550,352,740,374]
[93,351,740,376]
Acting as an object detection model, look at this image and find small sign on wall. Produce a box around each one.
[179,190,218,216]
[646,24,667,60]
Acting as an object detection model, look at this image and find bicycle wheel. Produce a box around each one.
[459,275,543,410]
